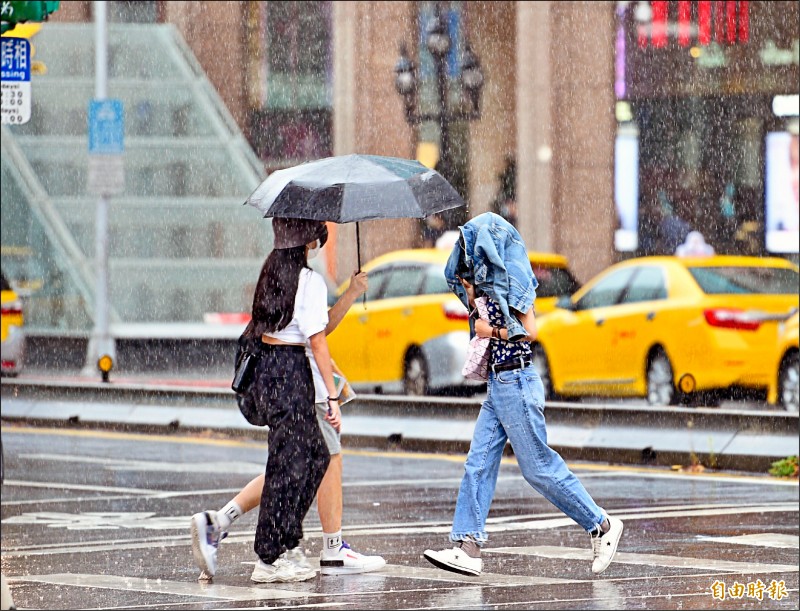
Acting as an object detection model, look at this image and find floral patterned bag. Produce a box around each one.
[461,296,490,381]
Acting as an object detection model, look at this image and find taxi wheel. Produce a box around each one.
[403,351,429,396]
[778,351,799,413]
[646,349,678,406]
[532,344,555,401]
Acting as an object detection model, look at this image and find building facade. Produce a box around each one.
[49,0,800,286]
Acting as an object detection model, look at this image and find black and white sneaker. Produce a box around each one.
[423,546,482,576]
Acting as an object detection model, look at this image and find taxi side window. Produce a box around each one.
[575,268,635,310]
[363,268,391,302]
[381,266,425,299]
[421,265,449,295]
[622,267,667,303]
[531,265,581,298]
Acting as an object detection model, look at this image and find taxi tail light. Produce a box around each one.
[1,300,22,317]
[703,308,761,331]
[442,301,470,321]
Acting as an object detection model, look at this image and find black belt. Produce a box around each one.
[491,357,532,373]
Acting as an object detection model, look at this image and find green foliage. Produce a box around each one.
[1,1,60,34]
[768,455,799,478]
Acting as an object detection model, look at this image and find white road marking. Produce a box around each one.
[17,453,265,475]
[698,533,799,549]
[3,502,796,557]
[3,479,162,495]
[6,574,310,601]
[486,545,799,574]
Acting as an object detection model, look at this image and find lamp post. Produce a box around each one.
[394,3,484,204]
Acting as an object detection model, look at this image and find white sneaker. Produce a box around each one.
[320,541,386,575]
[591,516,624,574]
[284,547,314,572]
[190,511,224,578]
[423,546,482,576]
[251,557,316,583]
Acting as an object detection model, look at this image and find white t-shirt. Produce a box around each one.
[264,268,328,343]
[262,268,331,403]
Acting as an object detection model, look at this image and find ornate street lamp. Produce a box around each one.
[394,2,484,188]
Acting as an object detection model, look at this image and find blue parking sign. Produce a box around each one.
[88,99,124,154]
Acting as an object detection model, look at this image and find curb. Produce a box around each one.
[2,378,797,473]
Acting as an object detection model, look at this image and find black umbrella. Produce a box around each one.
[244,154,465,269]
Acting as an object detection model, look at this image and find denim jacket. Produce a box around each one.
[444,212,538,341]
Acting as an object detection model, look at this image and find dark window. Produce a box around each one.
[531,264,581,298]
[688,266,799,295]
[251,1,333,164]
[576,268,636,310]
[249,109,332,164]
[622,266,667,303]
[382,267,425,299]
[1,272,10,291]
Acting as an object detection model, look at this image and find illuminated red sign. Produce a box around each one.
[638,0,750,48]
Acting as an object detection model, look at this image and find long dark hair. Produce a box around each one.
[251,246,309,334]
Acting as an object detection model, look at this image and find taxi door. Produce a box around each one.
[599,266,667,395]
[549,267,636,393]
[362,266,428,384]
[326,267,392,385]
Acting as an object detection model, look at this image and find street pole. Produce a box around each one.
[83,0,116,377]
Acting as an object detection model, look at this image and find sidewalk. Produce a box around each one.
[3,370,798,472]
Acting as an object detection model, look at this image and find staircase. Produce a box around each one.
[1,23,270,335]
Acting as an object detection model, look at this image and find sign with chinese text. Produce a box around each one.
[1,36,31,124]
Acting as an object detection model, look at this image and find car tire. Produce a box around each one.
[778,351,799,413]
[646,348,678,406]
[532,344,556,401]
[403,350,429,397]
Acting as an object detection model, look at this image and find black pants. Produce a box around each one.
[253,344,330,564]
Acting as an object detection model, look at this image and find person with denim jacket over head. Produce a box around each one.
[425,212,624,577]
[445,212,537,342]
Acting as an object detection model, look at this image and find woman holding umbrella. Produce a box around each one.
[191,217,386,582]
[202,217,339,583]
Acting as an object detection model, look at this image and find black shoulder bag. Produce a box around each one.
[232,321,268,426]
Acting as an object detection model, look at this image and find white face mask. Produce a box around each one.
[307,240,321,260]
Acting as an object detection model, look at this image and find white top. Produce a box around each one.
[262,268,331,403]
[264,268,329,344]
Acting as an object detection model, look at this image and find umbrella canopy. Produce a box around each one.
[244,154,465,222]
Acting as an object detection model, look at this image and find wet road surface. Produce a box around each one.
[1,423,797,609]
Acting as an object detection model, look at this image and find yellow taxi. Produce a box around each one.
[768,312,798,412]
[327,248,579,395]
[1,270,25,377]
[532,255,799,405]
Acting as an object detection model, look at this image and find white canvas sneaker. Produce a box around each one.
[251,557,316,583]
[423,546,482,576]
[319,541,386,575]
[591,516,624,574]
[190,511,224,578]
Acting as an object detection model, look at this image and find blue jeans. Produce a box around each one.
[450,364,606,544]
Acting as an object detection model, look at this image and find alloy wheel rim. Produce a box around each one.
[648,357,674,405]
[780,359,799,413]
[405,357,426,395]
